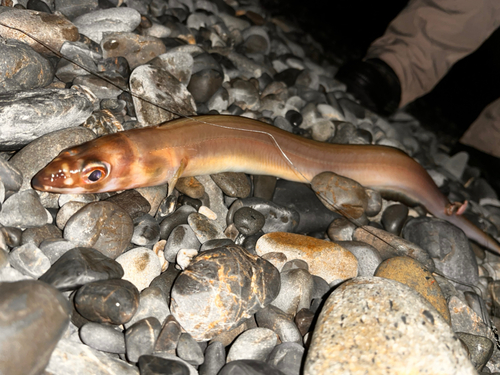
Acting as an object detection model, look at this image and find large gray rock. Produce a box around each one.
[0,280,70,375]
[304,277,476,374]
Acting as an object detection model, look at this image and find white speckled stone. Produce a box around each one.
[304,277,476,375]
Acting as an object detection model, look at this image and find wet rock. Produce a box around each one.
[253,175,277,201]
[102,32,167,69]
[304,277,475,374]
[335,241,382,277]
[256,232,357,284]
[381,203,409,235]
[0,7,79,54]
[46,338,139,374]
[403,217,479,289]
[0,158,22,194]
[327,217,356,241]
[138,355,190,375]
[136,185,169,217]
[55,0,99,19]
[39,239,75,264]
[196,175,228,229]
[375,256,451,323]
[233,207,265,236]
[211,172,251,198]
[125,286,170,328]
[150,51,194,86]
[456,332,493,371]
[310,171,368,219]
[171,245,280,341]
[295,308,315,336]
[219,359,286,375]
[255,305,302,344]
[271,267,314,317]
[0,280,70,375]
[56,201,87,229]
[175,177,205,199]
[273,180,339,234]
[0,38,53,93]
[353,225,435,272]
[266,342,305,375]
[199,341,225,375]
[0,88,93,150]
[74,278,139,325]
[188,68,224,103]
[154,314,182,355]
[80,322,126,353]
[160,205,197,240]
[228,198,299,233]
[21,223,62,247]
[132,214,161,247]
[115,247,162,292]
[39,247,124,290]
[226,327,278,362]
[188,212,227,243]
[8,242,50,278]
[126,317,162,363]
[130,64,196,126]
[177,332,204,366]
[164,224,201,262]
[64,201,133,259]
[0,189,49,227]
[73,7,142,43]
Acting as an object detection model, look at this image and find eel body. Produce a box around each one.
[31,115,500,254]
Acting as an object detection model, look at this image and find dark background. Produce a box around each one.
[261,0,500,148]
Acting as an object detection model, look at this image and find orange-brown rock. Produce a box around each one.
[256,232,357,283]
[375,256,450,324]
[0,7,79,55]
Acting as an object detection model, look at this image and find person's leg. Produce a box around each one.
[460,99,500,158]
[337,0,500,114]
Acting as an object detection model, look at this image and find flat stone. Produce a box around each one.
[102,32,167,69]
[402,217,479,289]
[0,7,79,54]
[256,232,357,284]
[46,338,139,374]
[39,247,124,291]
[73,7,141,43]
[0,38,53,93]
[0,88,93,150]
[130,64,196,126]
[304,277,476,375]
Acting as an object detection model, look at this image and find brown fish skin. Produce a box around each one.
[31,115,500,254]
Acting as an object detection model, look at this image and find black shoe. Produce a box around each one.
[453,143,500,195]
[336,58,402,117]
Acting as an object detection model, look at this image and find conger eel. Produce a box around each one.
[31,115,500,254]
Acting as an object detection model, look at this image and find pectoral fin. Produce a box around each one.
[167,158,187,196]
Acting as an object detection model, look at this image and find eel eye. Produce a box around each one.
[82,163,109,184]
